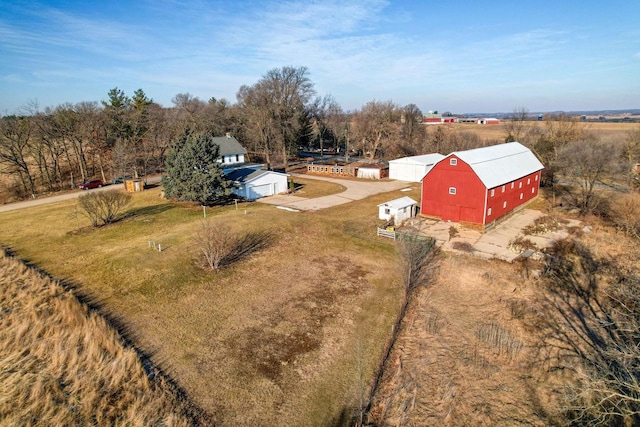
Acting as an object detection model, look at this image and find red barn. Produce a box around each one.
[420,142,544,228]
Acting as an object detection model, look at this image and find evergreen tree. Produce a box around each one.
[162,129,232,205]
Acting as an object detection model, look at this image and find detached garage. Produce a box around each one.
[389,153,445,182]
[227,168,289,201]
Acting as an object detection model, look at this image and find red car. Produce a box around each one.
[78,179,103,190]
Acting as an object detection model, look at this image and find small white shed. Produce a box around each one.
[378,196,418,225]
[227,168,289,201]
[389,153,445,182]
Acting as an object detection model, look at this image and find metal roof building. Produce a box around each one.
[421,142,544,229]
[389,153,446,182]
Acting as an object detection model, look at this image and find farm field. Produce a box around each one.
[0,178,412,425]
[448,121,639,144]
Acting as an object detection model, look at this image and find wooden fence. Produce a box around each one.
[377,228,397,240]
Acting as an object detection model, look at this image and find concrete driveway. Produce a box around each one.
[407,209,582,262]
[258,174,412,211]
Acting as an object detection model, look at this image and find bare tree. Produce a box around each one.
[504,106,538,146]
[534,239,640,425]
[0,115,37,197]
[236,66,316,169]
[194,219,273,271]
[351,100,401,162]
[78,191,131,227]
[195,220,236,270]
[557,135,619,214]
[535,114,586,165]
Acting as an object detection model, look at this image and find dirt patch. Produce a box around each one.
[228,257,370,382]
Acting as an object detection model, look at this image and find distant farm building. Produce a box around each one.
[477,118,500,125]
[389,153,445,182]
[378,196,418,226]
[420,142,544,230]
[423,112,443,125]
[306,162,388,179]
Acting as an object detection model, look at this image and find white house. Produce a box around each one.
[389,153,445,182]
[378,196,418,225]
[212,134,247,169]
[227,168,289,201]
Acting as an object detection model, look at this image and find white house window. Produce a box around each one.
[520,193,523,200]
[450,158,457,166]
[487,207,492,216]
[502,185,505,193]
[385,208,391,215]
[236,154,240,162]
[503,201,507,208]
[449,187,457,195]
[490,189,495,197]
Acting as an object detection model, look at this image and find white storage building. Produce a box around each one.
[378,196,418,225]
[389,153,445,182]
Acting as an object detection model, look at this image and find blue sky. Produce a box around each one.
[1,0,638,114]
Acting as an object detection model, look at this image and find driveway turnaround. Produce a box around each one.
[258,174,412,211]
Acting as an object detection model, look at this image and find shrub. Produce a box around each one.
[78,191,131,227]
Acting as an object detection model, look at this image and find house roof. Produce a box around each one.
[211,135,247,157]
[448,142,544,189]
[225,167,287,184]
[389,153,445,166]
[378,196,417,210]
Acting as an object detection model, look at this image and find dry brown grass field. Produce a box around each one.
[448,121,639,144]
[0,248,208,426]
[368,204,640,425]
[0,178,411,425]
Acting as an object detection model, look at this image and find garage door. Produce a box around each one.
[248,183,273,200]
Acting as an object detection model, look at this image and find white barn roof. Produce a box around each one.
[377,196,417,210]
[450,142,544,189]
[389,153,445,166]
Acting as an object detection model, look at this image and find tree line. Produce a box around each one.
[2,67,639,204]
[0,66,492,201]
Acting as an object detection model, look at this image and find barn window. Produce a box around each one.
[519,182,522,189]
[531,187,535,194]
[511,182,514,189]
[490,189,495,197]
[535,175,539,181]
[449,187,457,195]
[527,178,531,185]
[450,158,457,166]
[503,201,507,209]
[487,207,492,216]
[502,185,505,193]
[520,193,523,200]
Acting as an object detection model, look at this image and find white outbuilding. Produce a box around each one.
[389,153,445,182]
[378,196,418,225]
[227,168,289,201]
